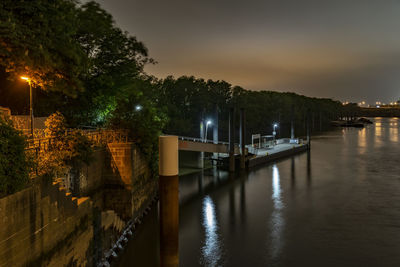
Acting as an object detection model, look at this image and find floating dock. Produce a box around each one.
[218,139,309,170]
[247,142,308,168]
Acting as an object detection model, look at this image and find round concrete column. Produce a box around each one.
[159,136,179,267]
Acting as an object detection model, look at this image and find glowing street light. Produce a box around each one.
[135,104,142,111]
[273,123,278,144]
[204,120,212,142]
[20,76,34,138]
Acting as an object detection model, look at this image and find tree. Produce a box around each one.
[0,116,30,195]
[35,1,154,126]
[0,0,87,95]
[107,79,167,175]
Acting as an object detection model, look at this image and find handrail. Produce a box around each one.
[25,129,129,153]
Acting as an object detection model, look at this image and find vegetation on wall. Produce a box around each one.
[37,112,93,177]
[0,116,30,196]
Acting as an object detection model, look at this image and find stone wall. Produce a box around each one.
[0,142,157,266]
[0,176,93,267]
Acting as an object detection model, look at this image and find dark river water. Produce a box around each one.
[117,117,400,267]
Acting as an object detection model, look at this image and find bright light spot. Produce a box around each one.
[377,105,380,108]
[201,196,221,266]
[206,120,212,126]
[135,105,142,111]
[20,76,29,81]
[270,165,284,259]
[273,123,278,128]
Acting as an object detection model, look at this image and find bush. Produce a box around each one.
[37,112,93,177]
[0,117,30,196]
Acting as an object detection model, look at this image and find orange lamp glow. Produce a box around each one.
[20,76,30,81]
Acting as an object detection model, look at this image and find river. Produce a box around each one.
[117,117,400,267]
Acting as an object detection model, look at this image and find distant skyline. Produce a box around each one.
[91,0,400,103]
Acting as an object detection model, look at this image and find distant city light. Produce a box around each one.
[135,105,142,111]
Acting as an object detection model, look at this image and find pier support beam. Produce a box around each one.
[213,104,219,165]
[307,112,311,151]
[291,105,295,140]
[240,108,246,169]
[159,136,179,267]
[229,107,236,172]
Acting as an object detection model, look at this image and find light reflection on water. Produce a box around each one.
[269,165,284,259]
[201,195,222,266]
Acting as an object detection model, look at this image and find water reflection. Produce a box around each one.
[269,165,284,259]
[389,124,398,143]
[201,196,222,266]
[374,120,383,147]
[358,128,367,154]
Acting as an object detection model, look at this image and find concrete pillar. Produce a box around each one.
[229,107,235,172]
[240,108,246,169]
[159,136,179,267]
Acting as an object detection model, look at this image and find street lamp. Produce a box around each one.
[20,76,34,138]
[204,120,212,142]
[273,123,278,145]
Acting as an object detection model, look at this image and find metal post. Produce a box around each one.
[159,136,179,267]
[307,112,311,151]
[240,108,246,169]
[291,105,295,140]
[229,107,235,172]
[29,81,34,138]
[213,104,219,165]
[213,104,218,144]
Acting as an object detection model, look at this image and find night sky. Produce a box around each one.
[91,0,400,103]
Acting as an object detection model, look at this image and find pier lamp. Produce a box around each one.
[273,123,278,144]
[20,76,34,138]
[204,120,212,142]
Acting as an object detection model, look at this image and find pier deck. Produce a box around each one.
[247,142,308,168]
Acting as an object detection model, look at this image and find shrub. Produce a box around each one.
[37,112,93,177]
[0,117,30,196]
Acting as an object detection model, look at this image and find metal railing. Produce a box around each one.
[25,129,129,153]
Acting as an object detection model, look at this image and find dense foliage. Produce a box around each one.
[37,112,93,177]
[0,0,86,95]
[107,79,167,176]
[154,76,343,141]
[0,116,30,196]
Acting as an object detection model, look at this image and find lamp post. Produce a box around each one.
[273,123,278,145]
[20,76,34,138]
[204,120,212,142]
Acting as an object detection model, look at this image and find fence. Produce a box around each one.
[25,129,129,153]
